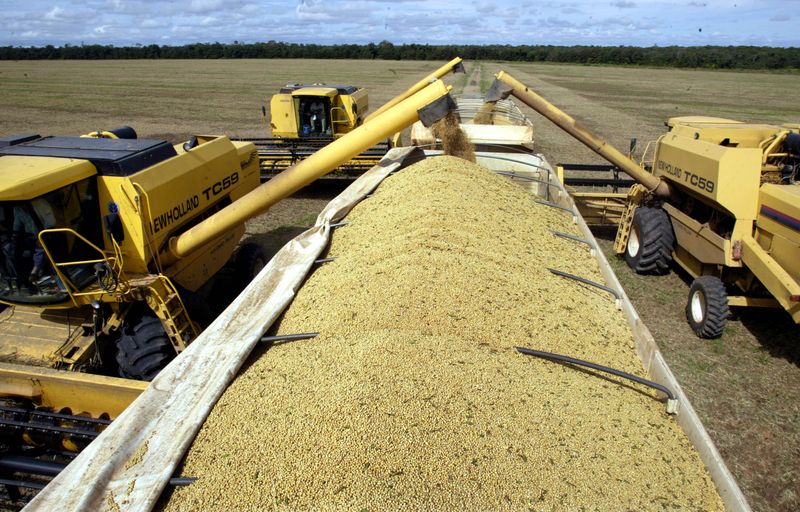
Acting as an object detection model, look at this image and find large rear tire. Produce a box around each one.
[235,243,267,291]
[624,206,675,274]
[685,276,729,339]
[115,310,175,381]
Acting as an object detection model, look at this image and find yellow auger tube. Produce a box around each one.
[493,71,672,199]
[365,57,463,122]
[168,79,452,260]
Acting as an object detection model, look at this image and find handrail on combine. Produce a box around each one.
[38,228,128,306]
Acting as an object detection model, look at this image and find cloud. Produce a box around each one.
[189,0,226,13]
[295,0,334,21]
[769,14,791,22]
[44,6,65,21]
[141,19,169,29]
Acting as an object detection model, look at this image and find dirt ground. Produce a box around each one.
[1,59,798,510]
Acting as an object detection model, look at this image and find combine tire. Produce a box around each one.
[624,206,675,274]
[685,276,729,339]
[235,243,267,291]
[115,311,175,381]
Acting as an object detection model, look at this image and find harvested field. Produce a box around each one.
[163,156,722,510]
[0,59,452,142]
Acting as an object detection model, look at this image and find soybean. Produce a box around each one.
[163,156,723,511]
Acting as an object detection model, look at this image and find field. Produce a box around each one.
[1,59,799,511]
[0,59,455,141]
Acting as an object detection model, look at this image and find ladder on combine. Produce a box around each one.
[146,277,198,352]
[613,184,647,254]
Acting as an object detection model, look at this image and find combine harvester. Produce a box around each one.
[13,63,752,511]
[484,71,800,338]
[244,58,465,180]
[0,75,457,508]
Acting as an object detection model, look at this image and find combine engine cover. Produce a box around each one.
[654,123,768,221]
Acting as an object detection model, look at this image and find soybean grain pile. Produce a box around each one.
[164,156,723,511]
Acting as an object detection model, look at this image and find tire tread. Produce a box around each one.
[625,206,675,274]
[686,275,729,339]
[115,312,174,381]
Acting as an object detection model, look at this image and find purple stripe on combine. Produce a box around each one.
[761,205,800,232]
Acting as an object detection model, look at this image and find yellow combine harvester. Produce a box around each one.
[246,58,465,178]
[249,83,387,177]
[0,128,263,380]
[0,76,456,496]
[486,71,800,338]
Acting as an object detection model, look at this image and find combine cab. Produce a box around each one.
[270,84,366,139]
[245,84,390,179]
[243,58,466,180]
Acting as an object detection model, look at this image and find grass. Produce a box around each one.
[476,61,800,167]
[0,59,453,141]
[478,63,492,93]
[1,58,799,512]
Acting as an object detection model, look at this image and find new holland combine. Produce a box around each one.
[483,71,800,338]
[245,58,465,179]
[0,74,457,503]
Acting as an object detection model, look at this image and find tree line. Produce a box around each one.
[1,41,798,70]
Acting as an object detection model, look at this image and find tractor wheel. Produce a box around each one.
[685,276,729,339]
[234,243,267,291]
[115,310,175,381]
[624,206,675,274]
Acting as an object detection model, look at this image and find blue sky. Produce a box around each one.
[3,0,797,47]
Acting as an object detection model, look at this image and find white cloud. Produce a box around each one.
[44,6,65,20]
[142,19,168,29]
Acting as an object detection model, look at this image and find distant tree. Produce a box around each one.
[0,43,798,70]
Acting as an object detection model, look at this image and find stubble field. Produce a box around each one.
[1,58,798,511]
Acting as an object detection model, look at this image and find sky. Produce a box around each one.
[2,0,797,48]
